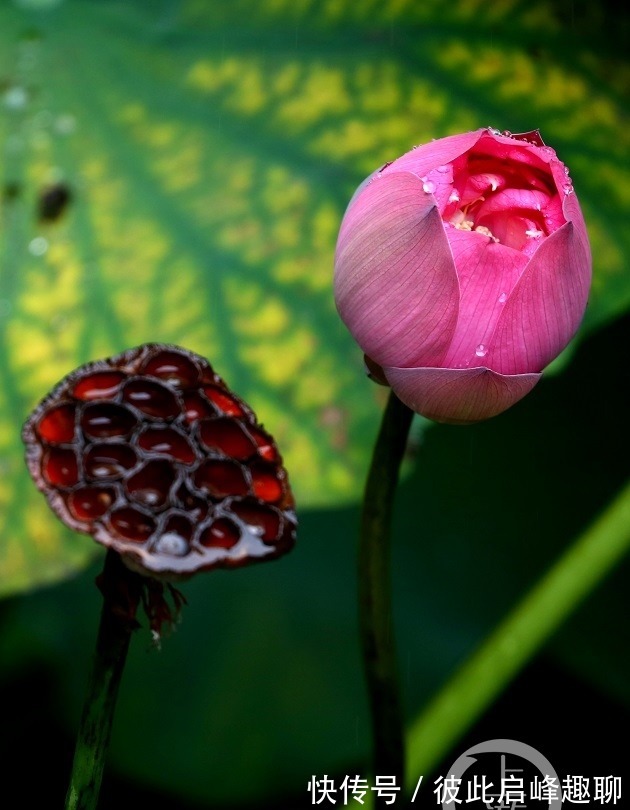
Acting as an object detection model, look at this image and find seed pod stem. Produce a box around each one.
[358,391,413,802]
[65,550,141,810]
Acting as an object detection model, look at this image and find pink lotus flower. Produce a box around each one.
[334,128,591,424]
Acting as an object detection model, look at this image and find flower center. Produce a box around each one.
[432,135,563,256]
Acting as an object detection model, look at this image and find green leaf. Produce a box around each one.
[0,310,627,807]
[1,0,629,593]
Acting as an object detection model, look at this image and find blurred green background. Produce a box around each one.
[0,0,628,807]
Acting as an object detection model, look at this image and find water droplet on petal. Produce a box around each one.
[525,229,543,238]
[422,181,435,194]
[499,293,507,303]
[475,344,487,358]
[448,190,460,203]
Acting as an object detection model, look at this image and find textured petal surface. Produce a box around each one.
[441,228,528,369]
[335,172,459,368]
[487,193,592,375]
[384,365,541,424]
[383,129,485,180]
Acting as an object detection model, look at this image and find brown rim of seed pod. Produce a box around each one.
[22,343,297,582]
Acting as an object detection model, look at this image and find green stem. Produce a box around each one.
[359,390,414,798]
[406,478,630,790]
[65,550,141,810]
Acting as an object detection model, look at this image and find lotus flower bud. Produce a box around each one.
[334,128,591,424]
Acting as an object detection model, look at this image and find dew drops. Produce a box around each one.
[422,180,436,194]
[3,86,28,110]
[499,292,507,304]
[475,344,487,358]
[54,114,76,135]
[525,229,543,238]
[28,236,49,256]
[448,190,460,203]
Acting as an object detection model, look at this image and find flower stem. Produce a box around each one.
[65,550,142,810]
[359,390,414,798]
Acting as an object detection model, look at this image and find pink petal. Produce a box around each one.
[486,192,592,375]
[384,365,541,424]
[382,129,485,180]
[334,171,459,368]
[441,228,528,369]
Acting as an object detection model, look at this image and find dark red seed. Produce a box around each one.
[68,486,115,521]
[84,444,137,480]
[182,391,215,423]
[81,403,136,439]
[122,378,179,419]
[110,506,156,542]
[42,447,78,488]
[231,498,281,543]
[203,385,244,417]
[249,461,283,503]
[126,460,176,508]
[194,459,249,498]
[199,418,256,460]
[72,371,125,401]
[248,425,279,462]
[142,349,199,388]
[37,403,76,443]
[162,513,193,542]
[138,427,196,464]
[199,517,241,549]
[174,483,208,522]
